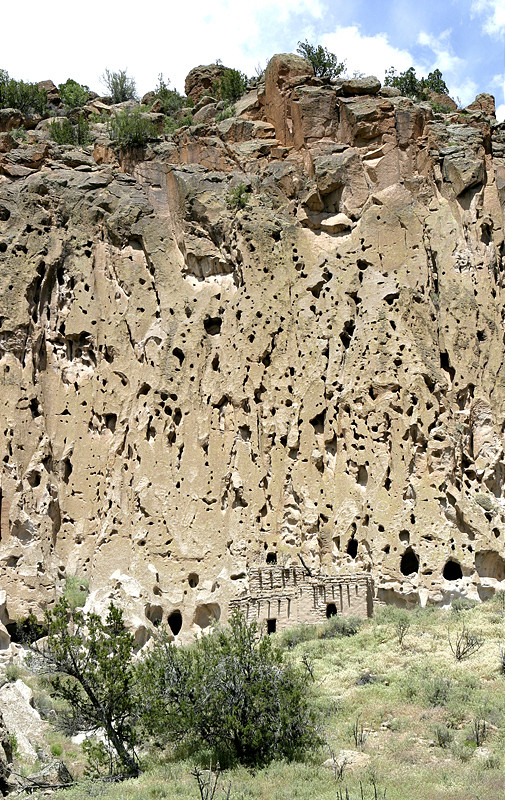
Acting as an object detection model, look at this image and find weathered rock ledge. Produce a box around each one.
[0,55,504,643]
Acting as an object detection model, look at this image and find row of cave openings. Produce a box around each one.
[345,534,464,581]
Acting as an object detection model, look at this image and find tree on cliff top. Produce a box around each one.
[384,66,449,101]
[296,40,346,79]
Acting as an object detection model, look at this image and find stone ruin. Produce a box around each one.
[230,551,373,633]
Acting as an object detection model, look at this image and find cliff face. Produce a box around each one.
[0,55,504,643]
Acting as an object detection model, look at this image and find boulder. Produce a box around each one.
[466,93,496,118]
[37,80,61,107]
[338,76,381,96]
[0,592,11,650]
[0,680,47,762]
[319,212,354,234]
[185,64,228,103]
[380,86,401,97]
[141,91,156,106]
[194,95,217,113]
[313,148,370,215]
[323,749,371,775]
[442,151,486,196]
[0,133,14,155]
[192,104,219,125]
[337,96,395,145]
[0,108,24,133]
[429,92,458,112]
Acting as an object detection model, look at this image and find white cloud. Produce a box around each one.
[497,103,505,121]
[472,0,505,38]
[321,26,417,80]
[1,0,324,96]
[416,28,480,106]
[450,79,479,106]
[417,30,464,74]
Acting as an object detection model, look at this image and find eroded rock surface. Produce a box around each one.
[0,56,504,642]
[0,708,12,796]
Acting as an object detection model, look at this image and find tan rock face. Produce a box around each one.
[0,57,503,643]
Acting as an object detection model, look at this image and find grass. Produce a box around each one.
[15,598,505,798]
[63,575,89,609]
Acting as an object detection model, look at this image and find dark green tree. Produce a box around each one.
[39,599,139,776]
[137,610,318,767]
[384,66,449,101]
[216,68,248,103]
[153,74,187,115]
[296,40,346,79]
[0,69,46,115]
[58,79,89,110]
[49,115,90,146]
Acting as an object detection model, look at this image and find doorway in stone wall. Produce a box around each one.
[267,618,277,634]
[326,602,337,618]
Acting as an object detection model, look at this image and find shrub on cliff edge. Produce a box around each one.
[296,40,346,79]
[0,69,47,115]
[107,108,158,148]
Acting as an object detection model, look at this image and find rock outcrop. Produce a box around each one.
[0,54,504,643]
[0,709,12,795]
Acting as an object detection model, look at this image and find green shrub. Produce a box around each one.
[48,117,75,145]
[101,69,137,103]
[430,101,455,114]
[281,623,319,649]
[215,68,247,103]
[108,108,158,148]
[59,79,89,109]
[434,723,454,748]
[50,742,63,757]
[137,610,319,767]
[226,183,251,210]
[296,40,346,79]
[320,615,361,639]
[0,69,46,115]
[153,74,186,115]
[425,676,452,706]
[33,689,55,719]
[452,597,478,613]
[8,732,18,757]
[216,103,235,122]
[494,590,505,611]
[5,662,20,682]
[384,66,449,102]
[10,127,27,142]
[63,575,89,609]
[49,116,90,146]
[82,737,110,777]
[164,113,193,136]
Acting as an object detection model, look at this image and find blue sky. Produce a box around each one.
[3,0,504,118]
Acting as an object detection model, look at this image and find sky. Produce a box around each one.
[2,0,504,119]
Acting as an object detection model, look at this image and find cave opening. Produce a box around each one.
[167,610,183,636]
[443,560,463,581]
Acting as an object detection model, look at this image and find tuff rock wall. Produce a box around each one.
[0,54,504,644]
